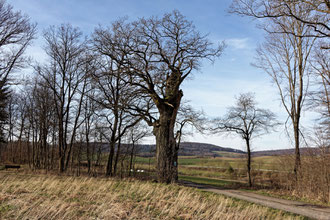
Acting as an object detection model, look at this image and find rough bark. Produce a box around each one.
[153,90,182,183]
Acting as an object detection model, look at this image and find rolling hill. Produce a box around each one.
[136,142,246,157]
[90,141,327,157]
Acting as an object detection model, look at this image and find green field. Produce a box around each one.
[134,154,285,180]
[131,154,292,192]
[179,175,245,188]
[136,155,283,169]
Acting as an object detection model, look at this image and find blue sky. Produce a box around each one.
[10,0,315,151]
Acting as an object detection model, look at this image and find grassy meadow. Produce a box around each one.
[134,153,286,182]
[0,172,305,220]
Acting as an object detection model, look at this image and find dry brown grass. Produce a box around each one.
[0,172,304,220]
[264,149,330,205]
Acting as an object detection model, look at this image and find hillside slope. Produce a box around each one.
[137,142,246,157]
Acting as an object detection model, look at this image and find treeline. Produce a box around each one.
[0,1,218,181]
[1,51,150,175]
[0,1,152,176]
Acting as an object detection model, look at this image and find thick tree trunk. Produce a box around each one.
[58,142,67,172]
[59,154,65,172]
[152,69,183,183]
[153,96,181,183]
[65,143,73,171]
[153,113,177,183]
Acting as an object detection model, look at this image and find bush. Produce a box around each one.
[226,165,234,174]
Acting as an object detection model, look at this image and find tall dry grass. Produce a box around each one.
[0,173,302,219]
[267,147,330,204]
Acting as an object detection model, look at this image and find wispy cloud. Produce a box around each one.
[226,38,250,50]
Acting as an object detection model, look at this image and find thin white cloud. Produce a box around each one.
[226,38,250,50]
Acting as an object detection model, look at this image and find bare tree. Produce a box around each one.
[90,53,143,176]
[252,9,316,176]
[211,93,278,187]
[81,80,99,174]
[310,43,330,135]
[93,11,224,183]
[230,0,330,40]
[29,77,55,169]
[38,24,87,172]
[11,90,29,164]
[0,0,35,142]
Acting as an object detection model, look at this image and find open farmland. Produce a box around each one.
[134,154,286,177]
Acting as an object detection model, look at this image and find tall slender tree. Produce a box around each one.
[38,24,87,172]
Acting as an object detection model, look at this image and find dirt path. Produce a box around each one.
[181,181,330,220]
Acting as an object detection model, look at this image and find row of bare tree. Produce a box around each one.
[0,0,222,182]
[0,20,153,176]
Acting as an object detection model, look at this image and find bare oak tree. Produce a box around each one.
[211,93,278,187]
[93,11,224,183]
